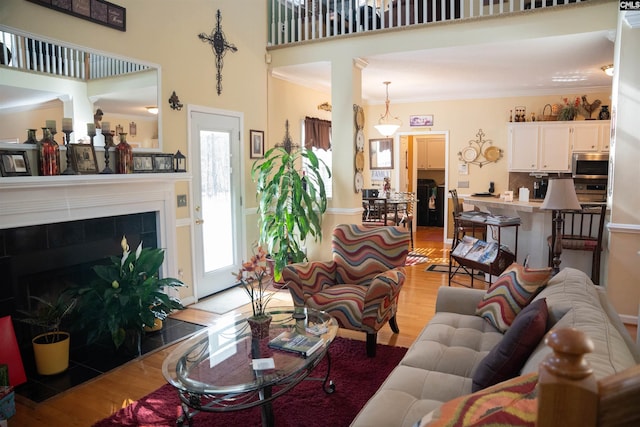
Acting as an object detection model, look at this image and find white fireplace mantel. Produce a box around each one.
[0,173,191,277]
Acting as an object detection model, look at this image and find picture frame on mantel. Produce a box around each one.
[70,144,99,174]
[0,151,32,177]
[26,0,126,32]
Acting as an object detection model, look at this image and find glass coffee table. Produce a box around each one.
[162,306,338,427]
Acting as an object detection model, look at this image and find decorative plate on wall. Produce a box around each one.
[461,146,478,163]
[484,146,501,162]
[355,151,365,171]
[355,106,365,130]
[356,130,365,151]
[354,171,364,192]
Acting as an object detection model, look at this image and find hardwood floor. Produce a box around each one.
[10,226,636,426]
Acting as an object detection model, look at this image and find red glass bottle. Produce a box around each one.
[38,127,59,176]
[116,133,133,174]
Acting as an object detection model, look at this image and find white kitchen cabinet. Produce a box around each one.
[539,124,571,172]
[571,121,610,153]
[508,123,539,171]
[426,138,445,169]
[416,138,428,169]
[600,122,611,152]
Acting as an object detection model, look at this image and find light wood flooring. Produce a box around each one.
[10,226,636,426]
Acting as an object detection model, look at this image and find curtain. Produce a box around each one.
[304,116,331,150]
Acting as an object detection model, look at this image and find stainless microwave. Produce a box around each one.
[572,153,609,180]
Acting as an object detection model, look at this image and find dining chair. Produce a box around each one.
[450,189,486,247]
[396,192,416,250]
[546,204,606,285]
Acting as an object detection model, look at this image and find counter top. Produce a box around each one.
[463,196,547,212]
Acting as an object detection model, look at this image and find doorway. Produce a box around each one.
[404,131,449,244]
[189,108,244,299]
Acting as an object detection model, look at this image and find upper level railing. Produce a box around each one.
[268,0,584,46]
[0,29,150,81]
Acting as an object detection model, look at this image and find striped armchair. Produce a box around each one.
[282,224,410,357]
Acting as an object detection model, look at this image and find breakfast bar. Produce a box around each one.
[461,196,556,270]
[461,195,607,283]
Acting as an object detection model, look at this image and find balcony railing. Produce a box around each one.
[0,29,150,81]
[268,0,583,46]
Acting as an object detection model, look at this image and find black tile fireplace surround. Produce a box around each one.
[1,211,158,334]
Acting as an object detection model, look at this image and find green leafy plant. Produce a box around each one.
[69,236,185,349]
[250,122,330,281]
[558,96,580,121]
[17,295,77,344]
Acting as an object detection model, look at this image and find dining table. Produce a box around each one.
[362,195,416,226]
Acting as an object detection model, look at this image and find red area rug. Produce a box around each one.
[93,337,407,427]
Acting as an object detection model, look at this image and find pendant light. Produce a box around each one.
[374,81,402,137]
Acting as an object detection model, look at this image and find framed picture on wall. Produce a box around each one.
[0,151,31,177]
[409,115,434,127]
[250,130,264,159]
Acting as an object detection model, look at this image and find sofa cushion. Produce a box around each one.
[472,298,548,392]
[400,312,502,377]
[475,263,552,332]
[417,373,538,427]
[522,268,640,380]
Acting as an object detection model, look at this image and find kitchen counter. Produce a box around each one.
[461,195,605,281]
[458,195,552,269]
[462,196,546,213]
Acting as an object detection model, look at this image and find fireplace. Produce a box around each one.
[1,212,159,319]
[0,175,180,321]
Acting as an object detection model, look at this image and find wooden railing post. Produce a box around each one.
[536,327,598,427]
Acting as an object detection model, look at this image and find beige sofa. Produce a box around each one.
[350,268,640,427]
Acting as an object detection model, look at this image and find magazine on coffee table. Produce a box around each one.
[268,331,324,357]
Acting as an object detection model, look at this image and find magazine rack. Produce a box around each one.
[448,222,519,288]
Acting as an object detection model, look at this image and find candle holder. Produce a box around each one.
[61,130,77,175]
[101,132,115,174]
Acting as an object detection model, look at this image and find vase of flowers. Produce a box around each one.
[234,246,278,340]
[69,236,185,353]
[558,97,580,121]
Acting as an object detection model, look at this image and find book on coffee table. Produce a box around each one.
[268,331,324,357]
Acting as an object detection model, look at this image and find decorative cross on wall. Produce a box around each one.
[198,9,238,96]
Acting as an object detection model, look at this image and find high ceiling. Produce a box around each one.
[1,30,615,117]
[271,30,616,105]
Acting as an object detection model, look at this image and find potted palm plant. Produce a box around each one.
[69,236,185,354]
[17,294,76,375]
[250,120,330,281]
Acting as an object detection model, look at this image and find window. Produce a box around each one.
[301,121,332,199]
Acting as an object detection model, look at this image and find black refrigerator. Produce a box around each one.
[417,179,444,227]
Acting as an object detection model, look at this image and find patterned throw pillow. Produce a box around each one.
[472,298,548,392]
[475,263,552,332]
[416,373,539,427]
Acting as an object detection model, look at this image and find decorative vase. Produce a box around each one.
[247,315,272,340]
[38,127,59,176]
[116,133,133,174]
[598,106,610,120]
[23,128,38,144]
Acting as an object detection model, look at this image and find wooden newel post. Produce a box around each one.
[536,327,598,427]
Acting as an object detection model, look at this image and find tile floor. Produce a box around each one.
[15,318,205,403]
